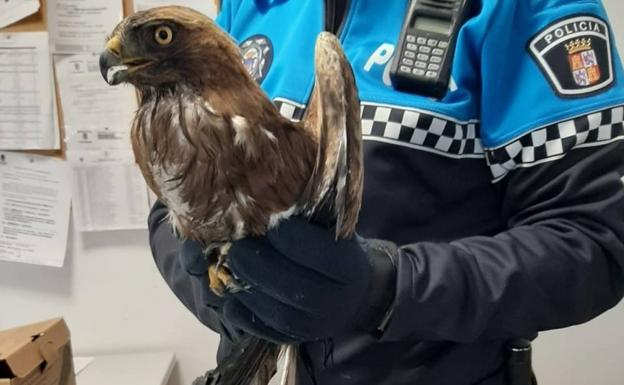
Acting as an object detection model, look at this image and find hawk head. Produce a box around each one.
[99,6,244,90]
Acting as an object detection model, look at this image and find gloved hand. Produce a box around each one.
[178,238,225,312]
[221,217,397,344]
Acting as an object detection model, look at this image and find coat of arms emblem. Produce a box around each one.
[566,38,601,87]
[529,16,614,97]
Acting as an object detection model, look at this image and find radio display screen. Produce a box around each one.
[413,16,452,35]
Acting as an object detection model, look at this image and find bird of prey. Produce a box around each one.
[100,6,362,385]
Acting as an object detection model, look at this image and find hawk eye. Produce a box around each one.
[154,26,174,45]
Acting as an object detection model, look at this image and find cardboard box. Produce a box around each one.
[0,319,75,385]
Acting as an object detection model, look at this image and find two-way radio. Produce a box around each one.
[390,0,474,99]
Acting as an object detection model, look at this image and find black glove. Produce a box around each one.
[178,238,225,312]
[222,217,397,344]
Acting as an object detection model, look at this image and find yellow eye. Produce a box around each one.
[154,26,173,45]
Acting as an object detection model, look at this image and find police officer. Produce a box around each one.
[148,0,624,384]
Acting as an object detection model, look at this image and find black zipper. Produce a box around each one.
[324,0,350,35]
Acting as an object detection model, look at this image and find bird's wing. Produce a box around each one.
[297,32,363,239]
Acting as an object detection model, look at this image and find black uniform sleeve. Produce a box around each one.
[381,140,624,342]
[148,200,228,335]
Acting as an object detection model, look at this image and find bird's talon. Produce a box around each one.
[208,264,226,297]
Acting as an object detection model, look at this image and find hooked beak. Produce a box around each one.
[100,36,128,85]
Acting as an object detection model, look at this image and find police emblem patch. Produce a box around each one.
[529,15,614,97]
[239,35,273,84]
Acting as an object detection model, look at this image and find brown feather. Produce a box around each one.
[105,7,362,385]
[298,32,363,239]
[131,83,317,245]
[113,8,316,247]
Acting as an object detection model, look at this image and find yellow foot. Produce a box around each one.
[207,243,241,296]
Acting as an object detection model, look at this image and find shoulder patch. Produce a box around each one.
[528,15,614,98]
[239,34,273,84]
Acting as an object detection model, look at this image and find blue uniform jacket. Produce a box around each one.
[148,0,624,384]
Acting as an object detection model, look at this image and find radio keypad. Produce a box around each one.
[398,36,449,79]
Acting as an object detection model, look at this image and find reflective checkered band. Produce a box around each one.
[274,98,306,122]
[360,103,484,158]
[486,105,624,182]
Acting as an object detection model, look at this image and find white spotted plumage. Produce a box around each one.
[268,205,297,229]
[232,115,250,146]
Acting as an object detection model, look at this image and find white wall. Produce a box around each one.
[0,228,220,385]
[1,2,624,385]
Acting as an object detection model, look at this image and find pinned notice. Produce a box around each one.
[55,53,137,152]
[68,151,150,232]
[0,152,71,267]
[48,0,123,53]
[0,32,58,150]
[0,0,40,29]
[134,0,216,17]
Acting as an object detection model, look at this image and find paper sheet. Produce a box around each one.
[68,151,151,232]
[0,0,40,29]
[54,53,137,152]
[134,0,216,17]
[0,152,71,267]
[48,0,123,54]
[73,356,95,376]
[0,32,58,150]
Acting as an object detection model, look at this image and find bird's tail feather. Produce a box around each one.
[199,335,279,385]
[279,345,298,385]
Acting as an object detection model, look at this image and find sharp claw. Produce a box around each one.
[226,281,243,293]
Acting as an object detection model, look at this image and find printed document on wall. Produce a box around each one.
[0,32,58,150]
[0,152,71,267]
[0,0,40,29]
[55,54,137,152]
[134,0,216,17]
[48,0,123,53]
[68,151,151,232]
